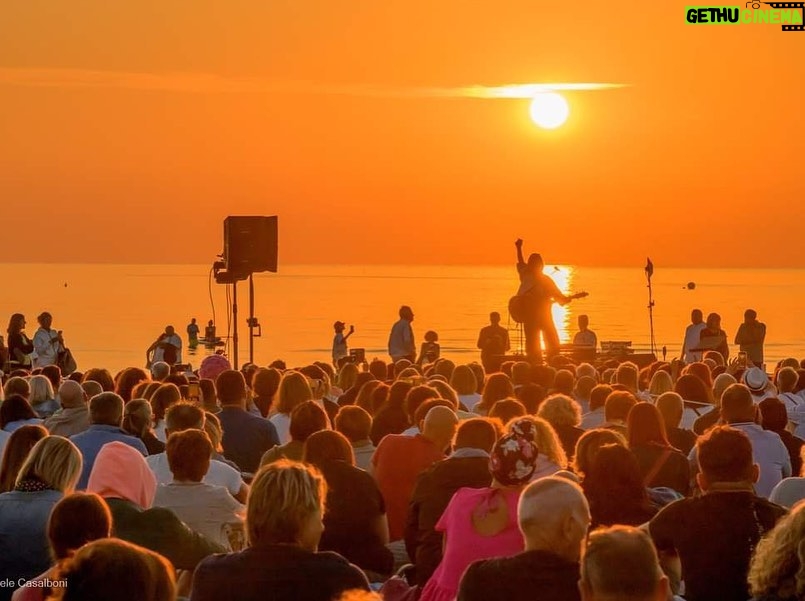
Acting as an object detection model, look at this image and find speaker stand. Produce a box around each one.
[232,280,239,370]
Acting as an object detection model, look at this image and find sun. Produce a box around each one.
[529,92,569,129]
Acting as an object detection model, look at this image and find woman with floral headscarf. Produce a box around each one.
[418,419,539,601]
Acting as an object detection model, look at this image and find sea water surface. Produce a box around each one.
[1,264,804,374]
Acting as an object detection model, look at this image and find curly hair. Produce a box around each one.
[748,503,805,599]
[538,394,582,427]
[508,415,567,469]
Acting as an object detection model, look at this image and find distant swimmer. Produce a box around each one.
[509,239,588,362]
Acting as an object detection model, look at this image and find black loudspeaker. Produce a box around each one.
[224,216,278,276]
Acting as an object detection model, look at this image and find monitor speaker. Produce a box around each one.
[224,216,278,275]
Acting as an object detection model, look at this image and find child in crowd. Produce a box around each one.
[417,330,441,365]
[332,322,355,367]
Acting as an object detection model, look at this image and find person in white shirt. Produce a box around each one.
[152,429,245,549]
[32,312,63,369]
[680,309,707,363]
[146,402,249,503]
[573,315,597,350]
[688,383,791,498]
[388,305,416,363]
[146,325,183,367]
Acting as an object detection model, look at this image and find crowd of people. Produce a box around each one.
[1,303,805,601]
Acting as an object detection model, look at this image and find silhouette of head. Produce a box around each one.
[527,253,544,271]
[490,312,501,325]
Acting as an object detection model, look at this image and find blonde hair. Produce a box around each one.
[648,371,673,396]
[16,436,82,492]
[276,372,313,415]
[748,502,805,599]
[28,375,55,405]
[538,394,582,427]
[511,416,567,469]
[247,460,326,546]
[336,363,359,391]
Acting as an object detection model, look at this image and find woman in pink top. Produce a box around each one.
[418,419,539,601]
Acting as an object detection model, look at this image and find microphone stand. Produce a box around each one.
[645,258,657,357]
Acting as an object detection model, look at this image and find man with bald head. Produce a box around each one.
[44,380,90,437]
[372,405,458,542]
[458,476,591,601]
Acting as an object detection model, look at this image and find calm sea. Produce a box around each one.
[1,264,803,374]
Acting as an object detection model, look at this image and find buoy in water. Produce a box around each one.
[686,282,696,290]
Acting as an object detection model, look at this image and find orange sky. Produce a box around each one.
[1,1,803,267]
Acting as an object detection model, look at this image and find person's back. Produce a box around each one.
[216,370,280,474]
[153,481,243,548]
[421,487,524,601]
[406,424,494,585]
[70,392,147,489]
[372,433,444,541]
[458,477,590,601]
[191,543,367,601]
[0,488,63,596]
[650,426,786,601]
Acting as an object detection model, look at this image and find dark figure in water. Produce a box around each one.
[512,239,586,362]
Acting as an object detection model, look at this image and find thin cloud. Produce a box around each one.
[0,67,629,97]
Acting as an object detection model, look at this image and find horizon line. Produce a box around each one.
[0,67,629,97]
[0,260,799,271]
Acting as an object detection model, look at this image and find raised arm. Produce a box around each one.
[515,239,525,266]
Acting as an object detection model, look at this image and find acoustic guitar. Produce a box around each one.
[508,292,589,324]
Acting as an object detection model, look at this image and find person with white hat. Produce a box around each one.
[742,367,776,403]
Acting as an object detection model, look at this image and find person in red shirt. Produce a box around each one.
[371,406,458,541]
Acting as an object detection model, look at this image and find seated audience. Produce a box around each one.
[190,460,370,601]
[43,381,90,438]
[405,418,497,586]
[650,426,787,601]
[458,476,590,601]
[0,436,82,601]
[303,430,393,576]
[69,392,148,489]
[153,429,245,549]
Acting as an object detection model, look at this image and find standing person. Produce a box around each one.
[699,312,729,362]
[510,239,586,362]
[680,309,707,363]
[32,312,64,369]
[332,321,355,367]
[734,309,766,368]
[187,318,200,350]
[477,312,510,374]
[146,326,182,368]
[6,314,34,369]
[388,306,416,364]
